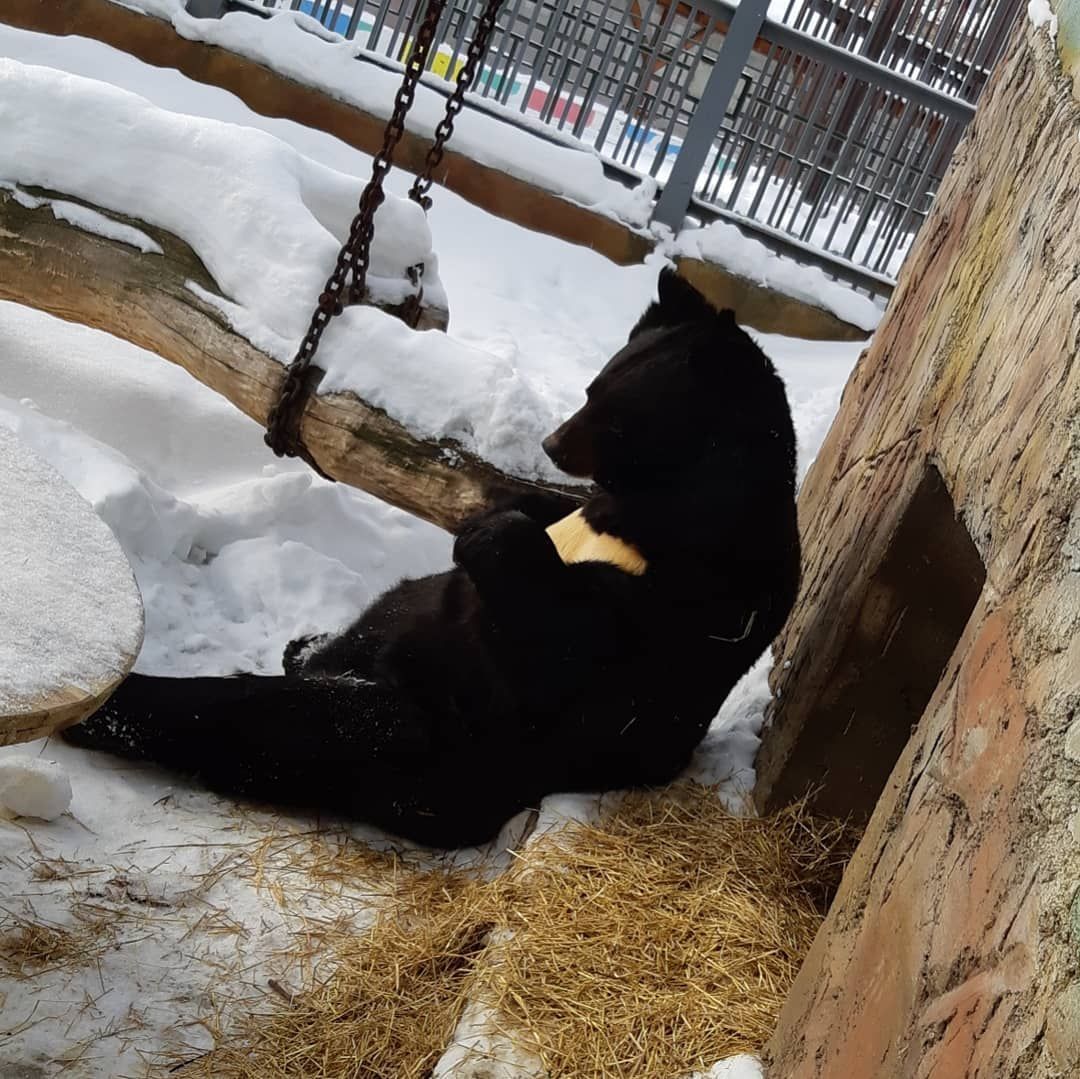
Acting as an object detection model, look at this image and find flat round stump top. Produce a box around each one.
[0,424,143,745]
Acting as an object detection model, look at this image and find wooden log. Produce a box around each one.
[0,186,583,533]
[760,17,1080,1076]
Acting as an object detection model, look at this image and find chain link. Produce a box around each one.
[265,0,450,462]
[408,0,505,210]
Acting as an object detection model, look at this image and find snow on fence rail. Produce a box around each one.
[210,0,1023,291]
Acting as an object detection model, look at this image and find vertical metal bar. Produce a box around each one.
[918,0,967,88]
[593,0,660,154]
[723,40,804,210]
[652,0,770,230]
[745,55,839,221]
[617,0,681,167]
[855,106,932,268]
[939,0,989,92]
[510,0,553,114]
[499,36,523,101]
[445,0,484,76]
[541,2,585,125]
[344,0,369,40]
[522,0,573,111]
[813,84,897,252]
[897,0,938,74]
[485,0,526,97]
[389,0,421,61]
[847,102,920,260]
[427,0,459,70]
[877,0,920,70]
[955,0,1000,100]
[575,0,636,142]
[611,54,654,163]
[769,58,859,229]
[875,112,947,273]
[862,103,939,269]
[326,0,348,33]
[482,0,525,94]
[800,75,886,245]
[559,0,611,129]
[773,62,846,227]
[647,10,710,171]
[362,0,394,50]
[707,47,769,203]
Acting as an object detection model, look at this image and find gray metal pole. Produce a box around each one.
[185,0,232,16]
[651,0,769,231]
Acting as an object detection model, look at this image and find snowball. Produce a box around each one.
[692,1055,765,1079]
[0,756,73,821]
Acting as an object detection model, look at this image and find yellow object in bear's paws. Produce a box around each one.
[546,509,648,576]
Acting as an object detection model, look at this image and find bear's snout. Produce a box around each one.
[543,415,595,478]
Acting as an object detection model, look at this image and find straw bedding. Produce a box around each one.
[169,782,855,1078]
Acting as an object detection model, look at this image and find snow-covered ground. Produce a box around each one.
[0,25,865,1077]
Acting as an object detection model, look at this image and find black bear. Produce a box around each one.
[64,269,800,848]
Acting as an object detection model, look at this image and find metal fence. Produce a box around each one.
[248,0,1021,291]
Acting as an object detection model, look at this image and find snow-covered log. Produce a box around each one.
[0,60,584,531]
[0,186,579,532]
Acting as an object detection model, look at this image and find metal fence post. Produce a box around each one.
[651,0,770,232]
[185,0,231,16]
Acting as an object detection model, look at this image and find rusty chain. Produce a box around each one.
[408,0,507,210]
[264,0,450,462]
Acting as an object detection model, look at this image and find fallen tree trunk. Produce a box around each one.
[0,187,583,532]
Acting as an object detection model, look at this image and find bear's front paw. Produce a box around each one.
[453,510,559,579]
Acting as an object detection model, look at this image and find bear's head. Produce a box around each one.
[542,268,793,495]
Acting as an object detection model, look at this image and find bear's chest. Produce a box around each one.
[546,509,647,576]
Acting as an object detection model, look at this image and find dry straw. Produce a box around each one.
[176,782,854,1079]
[0,910,113,976]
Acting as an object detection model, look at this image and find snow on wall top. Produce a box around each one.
[672,222,882,333]
[0,423,143,717]
[108,0,653,225]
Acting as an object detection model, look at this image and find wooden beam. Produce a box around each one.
[0,188,583,532]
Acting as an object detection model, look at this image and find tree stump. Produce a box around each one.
[0,425,144,746]
[758,13,1080,1076]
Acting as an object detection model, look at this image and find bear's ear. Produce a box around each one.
[657,266,717,321]
[629,267,723,339]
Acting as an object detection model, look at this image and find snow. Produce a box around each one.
[0,320,451,677]
[0,757,72,821]
[1028,0,1059,39]
[91,2,888,319]
[691,1055,765,1079]
[0,179,165,254]
[108,0,654,220]
[0,59,441,347]
[0,422,143,715]
[0,26,865,1075]
[670,219,883,333]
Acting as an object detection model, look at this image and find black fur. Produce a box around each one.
[64,268,800,848]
